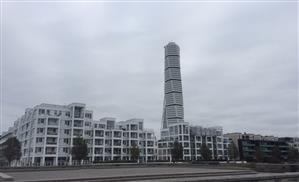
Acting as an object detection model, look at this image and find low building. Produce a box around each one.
[157,123,229,161]
[5,103,157,166]
[190,126,229,161]
[238,139,289,162]
[224,132,278,150]
[225,132,290,162]
[278,137,299,151]
[0,128,14,166]
[158,122,191,161]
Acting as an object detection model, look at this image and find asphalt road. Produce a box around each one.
[6,166,250,182]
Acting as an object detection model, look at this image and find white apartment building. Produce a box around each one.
[158,122,191,161]
[189,126,229,161]
[9,103,157,166]
[157,124,229,161]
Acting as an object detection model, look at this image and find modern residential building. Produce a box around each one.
[224,132,278,150]
[158,42,229,161]
[238,139,289,162]
[224,133,291,162]
[158,125,229,161]
[190,126,229,161]
[278,137,299,151]
[0,128,14,166]
[5,103,157,166]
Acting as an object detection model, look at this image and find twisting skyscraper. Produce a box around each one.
[162,42,184,129]
[158,42,229,161]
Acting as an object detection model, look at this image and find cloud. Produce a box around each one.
[2,2,298,137]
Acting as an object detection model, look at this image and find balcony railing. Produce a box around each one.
[45,151,56,155]
[46,141,57,145]
[47,131,58,135]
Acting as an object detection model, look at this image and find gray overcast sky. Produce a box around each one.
[1,2,298,137]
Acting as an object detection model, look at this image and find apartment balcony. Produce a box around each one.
[37,123,46,127]
[113,145,122,148]
[46,141,57,145]
[74,124,83,128]
[35,142,44,147]
[35,152,43,156]
[45,152,56,155]
[36,132,45,136]
[94,142,103,146]
[45,150,56,155]
[60,133,71,138]
[84,135,93,139]
[74,114,84,119]
[47,131,58,135]
[63,124,71,128]
[46,139,57,144]
[48,119,59,126]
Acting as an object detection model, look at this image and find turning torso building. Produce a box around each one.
[162,42,184,129]
[158,42,229,161]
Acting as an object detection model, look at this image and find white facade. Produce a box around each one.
[162,42,184,129]
[9,103,157,166]
[189,126,229,160]
[158,122,191,160]
[158,124,229,161]
[158,42,229,161]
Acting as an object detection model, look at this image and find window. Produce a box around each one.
[207,137,211,142]
[99,124,105,129]
[184,142,189,147]
[37,128,44,134]
[95,139,103,145]
[35,147,42,153]
[107,120,115,130]
[184,136,189,141]
[36,138,43,143]
[38,109,45,115]
[64,129,70,135]
[217,137,222,142]
[65,112,71,117]
[85,113,92,119]
[139,122,143,130]
[85,130,92,137]
[48,118,58,125]
[85,122,91,127]
[63,148,69,153]
[95,130,104,137]
[184,149,190,154]
[38,118,45,124]
[65,120,71,126]
[64,138,70,144]
[74,120,83,127]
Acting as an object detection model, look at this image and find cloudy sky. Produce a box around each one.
[1,1,298,137]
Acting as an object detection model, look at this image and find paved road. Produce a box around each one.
[137,172,299,182]
[6,167,250,182]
